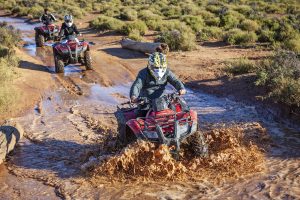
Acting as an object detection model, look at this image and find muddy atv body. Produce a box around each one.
[116,93,208,158]
[34,23,60,47]
[52,35,92,73]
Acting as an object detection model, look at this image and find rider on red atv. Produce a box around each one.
[39,8,56,26]
[58,15,81,41]
[130,52,187,117]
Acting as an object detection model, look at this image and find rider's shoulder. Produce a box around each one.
[138,68,148,76]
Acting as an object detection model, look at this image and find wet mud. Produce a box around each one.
[0,17,299,200]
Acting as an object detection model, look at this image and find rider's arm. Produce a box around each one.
[39,15,44,22]
[50,14,56,21]
[59,23,65,37]
[73,24,80,35]
[167,70,185,91]
[130,70,145,99]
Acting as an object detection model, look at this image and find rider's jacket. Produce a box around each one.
[130,68,185,100]
[39,13,56,25]
[59,23,80,38]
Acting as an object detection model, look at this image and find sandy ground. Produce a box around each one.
[0,15,299,200]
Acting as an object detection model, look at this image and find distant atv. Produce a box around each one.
[116,93,208,158]
[52,35,92,73]
[34,22,60,47]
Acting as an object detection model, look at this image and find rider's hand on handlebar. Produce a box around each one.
[179,89,187,96]
[130,96,138,103]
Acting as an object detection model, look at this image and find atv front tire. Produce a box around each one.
[186,131,208,157]
[36,34,45,47]
[84,51,92,70]
[54,56,64,73]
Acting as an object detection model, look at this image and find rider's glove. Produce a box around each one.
[130,96,138,103]
[179,89,186,96]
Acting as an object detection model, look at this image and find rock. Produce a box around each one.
[0,122,23,164]
[120,38,162,54]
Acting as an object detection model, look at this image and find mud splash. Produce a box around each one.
[87,122,269,183]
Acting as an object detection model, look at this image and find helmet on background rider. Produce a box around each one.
[44,8,48,14]
[147,52,167,80]
[64,15,73,27]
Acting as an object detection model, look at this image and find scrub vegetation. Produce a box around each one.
[0,22,20,114]
[0,0,299,52]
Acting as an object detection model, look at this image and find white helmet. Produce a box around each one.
[64,14,73,27]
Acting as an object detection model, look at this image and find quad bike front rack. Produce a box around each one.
[136,112,194,158]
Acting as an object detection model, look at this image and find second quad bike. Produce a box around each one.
[115,93,208,158]
[52,35,92,73]
[34,23,60,47]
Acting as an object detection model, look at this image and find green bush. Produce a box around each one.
[224,29,257,45]
[197,26,223,41]
[121,20,148,36]
[204,16,220,26]
[156,26,196,51]
[161,5,181,18]
[284,37,300,53]
[138,10,161,21]
[258,29,276,44]
[90,16,125,32]
[128,29,143,42]
[119,8,138,21]
[224,58,255,75]
[240,19,260,32]
[220,13,241,30]
[256,51,300,106]
[0,26,21,48]
[180,15,204,32]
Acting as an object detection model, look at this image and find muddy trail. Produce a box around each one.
[0,17,299,200]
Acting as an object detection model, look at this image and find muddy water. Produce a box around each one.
[0,17,299,199]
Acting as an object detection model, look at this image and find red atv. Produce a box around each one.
[34,23,60,47]
[115,93,208,158]
[52,35,92,73]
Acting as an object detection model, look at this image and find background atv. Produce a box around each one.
[52,35,92,73]
[34,23,60,47]
[115,93,208,158]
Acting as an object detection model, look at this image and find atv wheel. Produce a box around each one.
[185,131,208,157]
[84,51,93,70]
[36,34,45,47]
[54,55,64,73]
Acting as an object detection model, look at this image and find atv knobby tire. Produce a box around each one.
[54,55,64,73]
[185,131,208,157]
[36,34,45,47]
[84,51,92,70]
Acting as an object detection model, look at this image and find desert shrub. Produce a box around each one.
[204,16,220,26]
[121,20,148,36]
[234,5,253,16]
[180,15,204,32]
[28,5,44,19]
[256,51,300,106]
[258,29,276,44]
[224,29,257,45]
[224,58,255,75]
[284,37,300,53]
[220,11,244,30]
[153,20,187,32]
[145,19,164,31]
[197,26,223,41]
[128,29,143,42]
[138,10,161,21]
[0,25,21,48]
[156,26,196,51]
[90,16,125,32]
[161,5,181,18]
[240,19,260,32]
[275,23,298,42]
[206,5,221,14]
[119,8,138,21]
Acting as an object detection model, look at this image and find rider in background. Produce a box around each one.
[39,8,56,25]
[59,15,81,43]
[130,52,186,117]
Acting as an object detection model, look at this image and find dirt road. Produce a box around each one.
[0,17,299,200]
